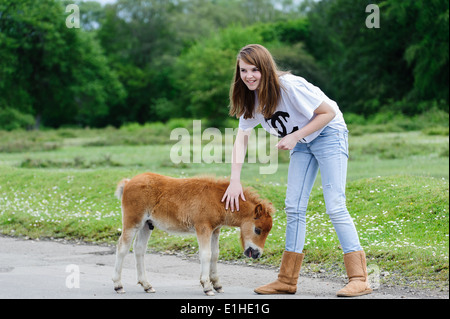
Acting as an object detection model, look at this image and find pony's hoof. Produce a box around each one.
[215,287,224,293]
[138,281,155,293]
[205,290,215,296]
[115,287,125,294]
[145,287,156,293]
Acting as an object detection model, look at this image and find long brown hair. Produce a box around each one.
[229,44,286,119]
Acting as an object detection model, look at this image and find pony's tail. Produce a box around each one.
[115,178,130,201]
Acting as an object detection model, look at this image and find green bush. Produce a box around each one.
[0,108,35,131]
[344,113,366,125]
[423,127,449,136]
[166,118,195,132]
[346,108,449,135]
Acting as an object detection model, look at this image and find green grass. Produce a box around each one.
[0,123,448,290]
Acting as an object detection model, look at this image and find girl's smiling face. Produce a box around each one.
[239,59,261,91]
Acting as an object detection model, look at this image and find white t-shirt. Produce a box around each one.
[239,73,347,143]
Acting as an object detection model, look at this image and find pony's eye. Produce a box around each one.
[255,228,262,235]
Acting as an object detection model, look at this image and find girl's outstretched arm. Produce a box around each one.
[221,128,251,212]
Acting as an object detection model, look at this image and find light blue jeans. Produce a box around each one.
[285,126,362,254]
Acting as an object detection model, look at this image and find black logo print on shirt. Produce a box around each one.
[265,111,299,138]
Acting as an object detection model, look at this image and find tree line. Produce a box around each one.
[0,0,448,130]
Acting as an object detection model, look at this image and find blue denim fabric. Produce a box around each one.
[284,126,362,254]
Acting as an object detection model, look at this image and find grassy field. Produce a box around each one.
[0,120,448,290]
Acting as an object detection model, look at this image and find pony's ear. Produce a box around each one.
[254,204,263,219]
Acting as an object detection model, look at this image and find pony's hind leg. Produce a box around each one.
[210,227,223,293]
[134,222,155,293]
[196,226,214,296]
[112,227,137,293]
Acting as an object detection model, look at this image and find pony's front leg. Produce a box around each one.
[196,227,214,296]
[210,227,223,293]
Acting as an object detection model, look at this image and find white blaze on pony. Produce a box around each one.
[112,172,273,296]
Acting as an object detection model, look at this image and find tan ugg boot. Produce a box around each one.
[336,250,373,297]
[254,251,304,294]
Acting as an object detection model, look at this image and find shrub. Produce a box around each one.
[423,127,449,136]
[344,113,366,125]
[0,108,35,131]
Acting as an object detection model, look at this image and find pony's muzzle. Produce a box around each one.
[244,247,261,259]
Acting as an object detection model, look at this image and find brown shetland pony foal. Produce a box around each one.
[112,172,273,296]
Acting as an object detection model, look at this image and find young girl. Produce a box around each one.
[221,44,372,297]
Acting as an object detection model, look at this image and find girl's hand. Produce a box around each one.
[276,132,301,150]
[221,181,246,212]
